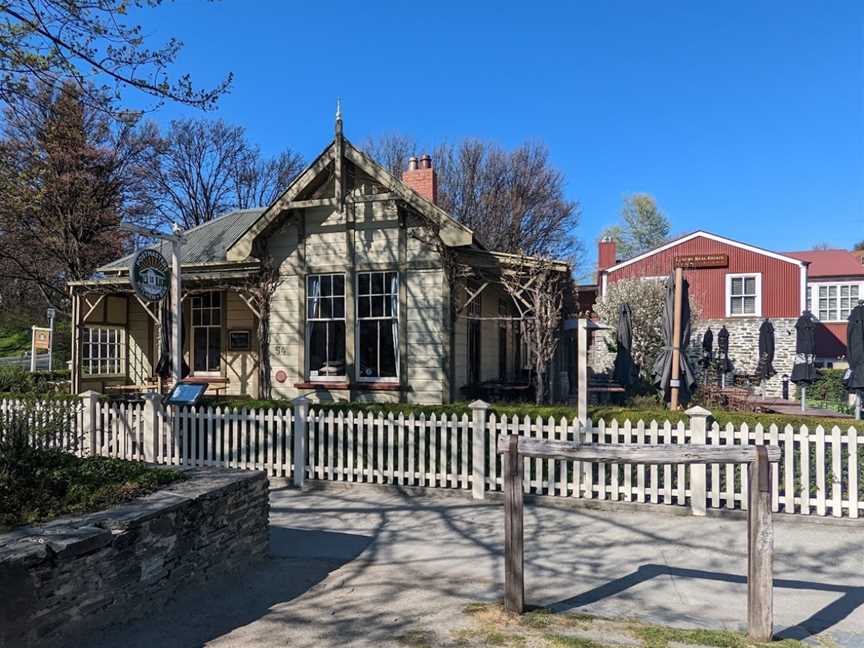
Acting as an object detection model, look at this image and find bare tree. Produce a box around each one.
[500,258,569,404]
[364,135,582,264]
[238,259,284,399]
[0,0,230,117]
[144,119,304,229]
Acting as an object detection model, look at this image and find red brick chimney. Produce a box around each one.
[598,237,617,271]
[402,153,438,205]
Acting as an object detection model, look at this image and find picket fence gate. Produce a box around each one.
[1,394,860,519]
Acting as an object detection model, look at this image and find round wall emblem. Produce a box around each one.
[131,249,170,302]
[275,370,287,384]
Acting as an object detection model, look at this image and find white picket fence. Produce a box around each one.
[1,395,861,519]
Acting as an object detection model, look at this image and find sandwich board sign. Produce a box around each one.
[131,249,170,302]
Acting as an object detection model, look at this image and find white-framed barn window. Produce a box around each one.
[356,271,399,381]
[81,326,125,377]
[191,291,222,374]
[725,273,762,317]
[306,274,346,380]
[814,283,861,321]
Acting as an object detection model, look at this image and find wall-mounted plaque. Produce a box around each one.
[228,330,251,351]
[674,253,729,269]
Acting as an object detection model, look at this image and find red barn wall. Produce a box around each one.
[605,236,802,319]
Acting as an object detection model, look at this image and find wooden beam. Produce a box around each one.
[346,192,397,203]
[133,295,161,325]
[748,446,774,642]
[495,436,782,465]
[285,197,339,209]
[82,294,105,322]
[236,291,262,319]
[670,266,684,409]
[503,434,524,614]
[457,282,489,314]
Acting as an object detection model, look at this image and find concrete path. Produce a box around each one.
[91,485,864,647]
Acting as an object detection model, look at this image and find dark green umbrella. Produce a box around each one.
[613,303,637,388]
[846,303,864,419]
[651,274,697,404]
[756,319,776,380]
[790,312,817,386]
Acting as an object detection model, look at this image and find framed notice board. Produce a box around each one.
[228,330,251,352]
[165,382,208,406]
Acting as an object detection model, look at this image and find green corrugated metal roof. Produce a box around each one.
[98,208,265,272]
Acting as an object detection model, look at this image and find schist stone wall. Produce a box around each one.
[589,317,798,398]
[0,467,269,648]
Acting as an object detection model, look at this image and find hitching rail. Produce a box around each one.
[497,435,779,643]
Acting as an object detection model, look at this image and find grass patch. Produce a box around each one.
[0,325,30,357]
[453,603,814,648]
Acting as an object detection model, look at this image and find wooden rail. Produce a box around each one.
[497,435,779,643]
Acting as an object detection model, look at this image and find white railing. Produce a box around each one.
[2,394,860,519]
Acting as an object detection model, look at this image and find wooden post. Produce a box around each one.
[170,238,183,383]
[503,435,524,614]
[30,326,36,373]
[470,399,489,500]
[141,393,162,463]
[686,405,710,516]
[747,446,773,642]
[670,267,684,410]
[293,397,310,488]
[79,390,99,457]
[577,318,588,428]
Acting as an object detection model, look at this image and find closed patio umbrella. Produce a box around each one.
[791,311,818,412]
[155,300,189,380]
[717,325,733,386]
[700,327,713,385]
[652,274,697,405]
[756,319,776,381]
[846,303,864,419]
[613,303,637,388]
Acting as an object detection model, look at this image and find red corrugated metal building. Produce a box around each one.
[596,231,864,364]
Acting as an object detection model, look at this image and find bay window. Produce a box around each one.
[307,274,346,379]
[81,326,124,377]
[357,271,399,381]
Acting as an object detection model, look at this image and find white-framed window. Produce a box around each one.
[191,291,222,374]
[725,273,762,317]
[356,271,399,381]
[810,283,861,321]
[81,326,125,377]
[306,274,346,380]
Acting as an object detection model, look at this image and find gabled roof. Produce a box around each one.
[601,230,808,274]
[784,249,864,278]
[226,136,474,261]
[98,208,264,272]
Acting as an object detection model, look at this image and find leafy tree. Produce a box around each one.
[600,194,670,260]
[593,278,669,379]
[363,134,582,263]
[0,83,154,313]
[143,119,304,229]
[0,0,230,116]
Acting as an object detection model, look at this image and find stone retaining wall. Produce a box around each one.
[0,467,269,648]
[589,317,799,398]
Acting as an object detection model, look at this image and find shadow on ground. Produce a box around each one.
[86,526,373,648]
[551,563,864,641]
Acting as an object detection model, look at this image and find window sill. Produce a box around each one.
[294,381,404,392]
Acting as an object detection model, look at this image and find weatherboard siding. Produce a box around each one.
[606,235,803,319]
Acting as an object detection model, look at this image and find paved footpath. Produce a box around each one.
[91,485,864,647]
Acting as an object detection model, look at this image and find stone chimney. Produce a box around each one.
[402,153,438,204]
[598,237,617,271]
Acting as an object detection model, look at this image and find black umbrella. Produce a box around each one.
[700,327,714,367]
[756,319,776,381]
[790,311,817,386]
[613,303,637,388]
[717,325,733,382]
[846,303,864,418]
[155,299,189,380]
[652,274,697,404]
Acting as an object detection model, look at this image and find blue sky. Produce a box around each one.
[132,1,863,266]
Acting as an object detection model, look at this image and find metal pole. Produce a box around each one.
[801,385,806,413]
[47,311,54,372]
[171,239,182,383]
[670,267,684,410]
[856,393,861,421]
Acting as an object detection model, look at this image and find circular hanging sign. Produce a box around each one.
[131,249,170,302]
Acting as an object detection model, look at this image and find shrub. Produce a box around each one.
[810,369,848,406]
[0,366,70,394]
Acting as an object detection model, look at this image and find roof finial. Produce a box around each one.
[336,98,342,122]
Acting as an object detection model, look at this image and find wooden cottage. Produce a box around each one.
[68,117,574,403]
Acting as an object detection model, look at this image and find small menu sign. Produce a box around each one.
[674,253,729,269]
